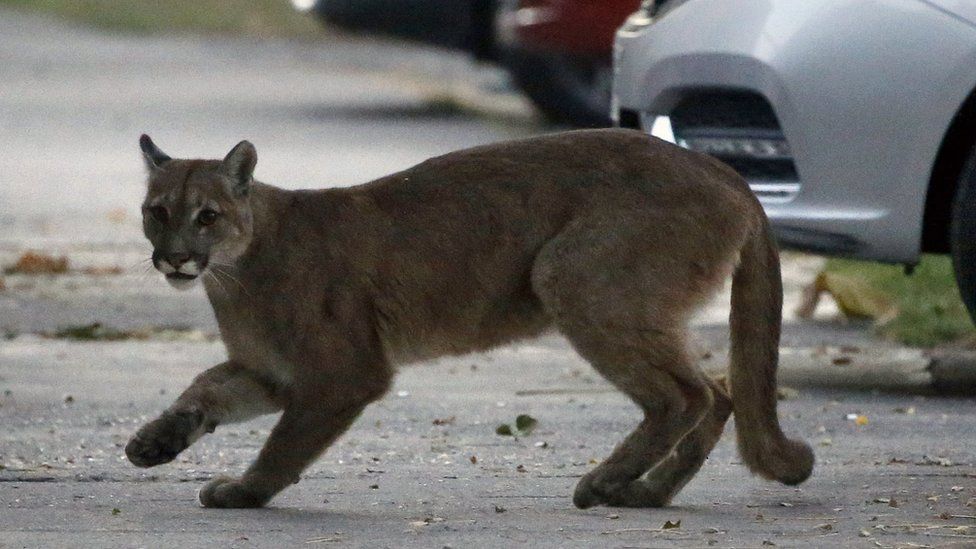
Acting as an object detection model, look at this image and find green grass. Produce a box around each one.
[824,254,975,347]
[0,0,324,38]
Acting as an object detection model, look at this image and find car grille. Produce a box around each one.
[668,91,800,203]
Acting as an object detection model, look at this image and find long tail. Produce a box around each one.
[729,217,814,485]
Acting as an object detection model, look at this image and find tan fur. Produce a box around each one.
[125,129,813,509]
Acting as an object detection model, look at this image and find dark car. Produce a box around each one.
[293,0,638,126]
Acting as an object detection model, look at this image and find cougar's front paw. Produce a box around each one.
[125,409,203,468]
[199,476,271,508]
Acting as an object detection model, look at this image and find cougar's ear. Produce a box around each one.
[139,134,171,171]
[221,140,257,196]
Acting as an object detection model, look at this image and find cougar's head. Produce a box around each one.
[139,135,256,290]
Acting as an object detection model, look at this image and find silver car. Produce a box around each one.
[612,0,976,320]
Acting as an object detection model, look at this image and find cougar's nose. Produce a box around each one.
[166,253,191,268]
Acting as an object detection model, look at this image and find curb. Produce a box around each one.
[703,347,976,395]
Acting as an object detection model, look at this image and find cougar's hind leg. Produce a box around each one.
[531,215,719,508]
[561,327,713,508]
[634,376,732,506]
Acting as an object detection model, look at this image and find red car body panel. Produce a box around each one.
[510,0,638,56]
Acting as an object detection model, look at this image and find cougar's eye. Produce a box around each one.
[197,208,219,226]
[148,206,169,224]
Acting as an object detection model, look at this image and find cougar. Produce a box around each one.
[125,129,813,509]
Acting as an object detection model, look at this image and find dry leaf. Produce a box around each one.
[5,251,69,275]
[794,271,897,322]
[776,386,800,400]
[82,266,123,276]
[105,208,128,223]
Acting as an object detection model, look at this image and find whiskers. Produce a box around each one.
[129,256,158,287]
[206,262,250,297]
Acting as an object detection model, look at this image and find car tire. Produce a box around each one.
[502,50,613,128]
[950,144,976,324]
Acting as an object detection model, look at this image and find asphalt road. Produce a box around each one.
[1,9,975,549]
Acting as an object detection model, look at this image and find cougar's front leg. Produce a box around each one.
[126,361,284,468]
[199,356,392,508]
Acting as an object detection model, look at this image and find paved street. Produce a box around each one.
[1,9,974,548]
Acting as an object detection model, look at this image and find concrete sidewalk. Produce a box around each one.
[2,335,975,548]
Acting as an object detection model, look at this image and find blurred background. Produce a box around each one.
[1,0,974,350]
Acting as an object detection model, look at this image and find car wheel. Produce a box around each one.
[502,50,613,128]
[950,144,976,324]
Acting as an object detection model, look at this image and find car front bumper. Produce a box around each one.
[613,0,976,263]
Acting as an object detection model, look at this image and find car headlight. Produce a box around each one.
[620,0,655,32]
[290,0,316,11]
[621,0,692,31]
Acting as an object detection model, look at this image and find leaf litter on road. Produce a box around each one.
[495,414,538,437]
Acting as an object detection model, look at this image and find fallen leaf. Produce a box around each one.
[432,416,455,426]
[496,414,539,437]
[105,209,128,223]
[776,386,800,400]
[662,520,681,529]
[5,251,69,275]
[917,455,953,467]
[82,266,123,276]
[515,414,537,434]
[111,508,121,516]
[794,271,897,322]
[53,323,128,341]
[832,356,853,366]
[469,456,477,464]
[494,505,506,513]
[856,415,869,426]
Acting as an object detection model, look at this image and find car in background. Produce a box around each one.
[292,0,636,126]
[612,0,976,323]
